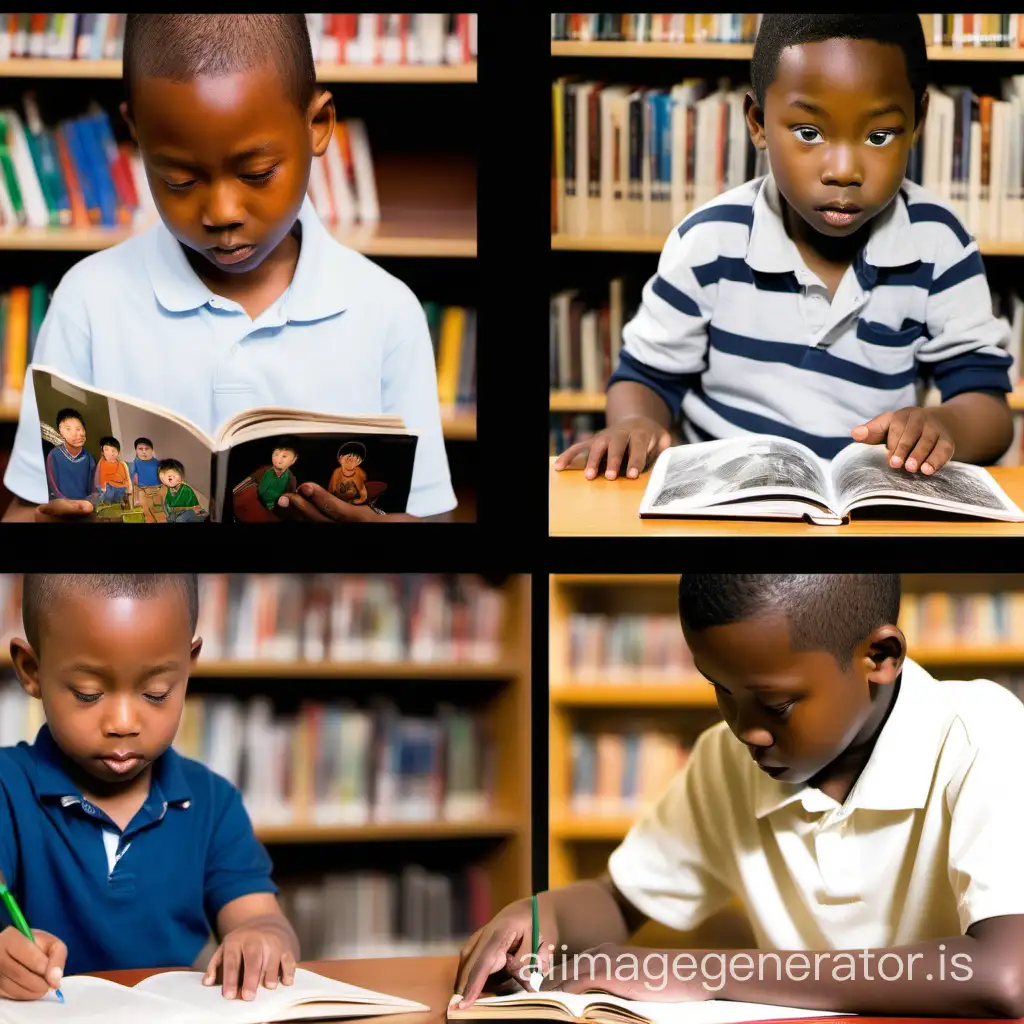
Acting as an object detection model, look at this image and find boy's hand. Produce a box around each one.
[552,416,672,480]
[0,927,66,1000]
[33,499,95,521]
[851,407,955,475]
[542,943,710,1003]
[202,924,296,1000]
[454,896,557,1009]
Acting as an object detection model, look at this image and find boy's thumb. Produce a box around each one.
[851,412,892,444]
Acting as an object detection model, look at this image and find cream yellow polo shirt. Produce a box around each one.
[607,658,1024,949]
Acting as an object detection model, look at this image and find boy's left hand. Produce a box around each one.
[202,924,297,1000]
[277,483,419,521]
[851,407,955,474]
[540,943,710,1003]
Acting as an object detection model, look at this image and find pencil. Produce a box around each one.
[529,893,542,991]
[0,868,64,1004]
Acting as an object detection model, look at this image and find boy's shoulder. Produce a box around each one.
[896,179,976,260]
[165,747,241,802]
[938,674,1024,748]
[671,176,762,250]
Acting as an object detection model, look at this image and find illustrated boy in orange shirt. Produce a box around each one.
[94,436,134,507]
[328,442,367,504]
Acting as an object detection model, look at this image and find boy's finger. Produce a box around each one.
[455,929,486,997]
[904,428,941,474]
[625,434,651,479]
[460,932,514,1008]
[37,499,95,518]
[37,934,66,987]
[885,411,916,467]
[276,492,333,522]
[0,959,50,1001]
[203,945,223,985]
[221,943,242,999]
[263,945,281,990]
[553,441,589,471]
[240,937,266,1000]
[583,437,609,481]
[8,934,48,978]
[850,411,893,444]
[603,432,629,480]
[921,437,955,474]
[280,950,296,986]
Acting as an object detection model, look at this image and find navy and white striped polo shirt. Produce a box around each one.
[609,173,1013,460]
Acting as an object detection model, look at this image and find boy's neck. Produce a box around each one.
[63,757,154,827]
[62,443,82,457]
[780,196,869,268]
[185,219,302,313]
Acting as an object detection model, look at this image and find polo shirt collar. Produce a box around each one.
[746,173,920,279]
[144,195,348,321]
[29,723,193,805]
[754,658,945,818]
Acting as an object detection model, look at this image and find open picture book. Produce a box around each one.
[31,365,419,523]
[638,434,1024,526]
[0,967,430,1024]
[447,990,848,1024]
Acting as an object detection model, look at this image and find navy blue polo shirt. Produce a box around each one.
[0,725,277,975]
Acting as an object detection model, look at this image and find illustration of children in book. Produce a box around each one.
[157,459,208,522]
[230,437,301,522]
[130,437,162,488]
[328,441,369,504]
[44,408,96,502]
[93,436,134,508]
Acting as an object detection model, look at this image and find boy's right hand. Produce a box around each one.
[36,499,95,520]
[552,416,672,480]
[454,897,557,1009]
[0,927,66,1000]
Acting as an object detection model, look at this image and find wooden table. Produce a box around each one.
[92,954,1017,1023]
[549,459,1024,536]
[94,955,456,1024]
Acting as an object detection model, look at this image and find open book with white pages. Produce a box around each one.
[638,436,1024,525]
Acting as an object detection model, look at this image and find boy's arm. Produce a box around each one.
[930,391,1013,464]
[213,892,299,956]
[584,917,1024,1016]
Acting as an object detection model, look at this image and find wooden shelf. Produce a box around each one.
[254,817,520,844]
[911,645,1024,665]
[551,682,715,707]
[550,817,633,841]
[0,58,477,82]
[552,40,1024,62]
[552,232,1024,257]
[554,574,678,585]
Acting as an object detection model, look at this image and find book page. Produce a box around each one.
[831,442,1024,519]
[135,968,429,1023]
[0,975,207,1024]
[640,436,834,515]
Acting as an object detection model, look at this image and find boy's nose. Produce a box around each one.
[201,180,245,231]
[102,696,141,735]
[821,146,863,188]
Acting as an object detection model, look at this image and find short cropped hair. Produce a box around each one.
[337,441,366,461]
[158,458,185,476]
[123,13,316,114]
[751,14,928,124]
[22,574,199,654]
[134,437,154,448]
[56,408,84,429]
[273,436,300,456]
[678,574,901,668]
[99,436,120,452]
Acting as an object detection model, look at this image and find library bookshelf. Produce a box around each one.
[0,572,531,957]
[549,572,1024,946]
[0,42,479,515]
[550,23,1024,441]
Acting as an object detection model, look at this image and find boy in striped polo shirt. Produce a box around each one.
[554,13,1015,482]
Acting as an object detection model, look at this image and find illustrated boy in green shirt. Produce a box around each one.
[234,440,301,511]
[157,459,207,523]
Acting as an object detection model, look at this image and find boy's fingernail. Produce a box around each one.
[890,456,902,468]
[627,468,638,478]
[243,990,255,1000]
[922,463,934,475]
[905,459,917,471]
[584,469,595,479]
[605,470,615,479]
[267,980,277,989]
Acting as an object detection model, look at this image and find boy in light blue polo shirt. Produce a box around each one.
[0,574,299,1001]
[3,13,456,522]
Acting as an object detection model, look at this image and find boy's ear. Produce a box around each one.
[744,91,767,151]
[911,90,929,149]
[861,625,906,686]
[189,636,203,667]
[120,101,139,145]
[308,87,335,158]
[10,638,42,700]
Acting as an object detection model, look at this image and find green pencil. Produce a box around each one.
[0,869,63,1004]
[529,893,542,991]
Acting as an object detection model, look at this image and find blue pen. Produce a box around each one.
[0,868,64,1003]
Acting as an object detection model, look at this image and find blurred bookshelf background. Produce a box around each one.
[549,572,1024,947]
[0,14,478,519]
[550,13,1024,464]
[0,571,530,960]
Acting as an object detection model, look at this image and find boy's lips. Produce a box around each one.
[208,243,257,266]
[816,202,862,229]
[99,752,145,774]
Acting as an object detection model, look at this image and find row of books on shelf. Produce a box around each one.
[278,864,490,962]
[0,14,477,67]
[0,93,379,232]
[570,728,689,816]
[0,290,476,412]
[552,74,1024,243]
[0,574,507,664]
[900,591,1024,646]
[0,684,495,826]
[552,13,1024,50]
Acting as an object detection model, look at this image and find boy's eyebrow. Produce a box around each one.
[788,98,907,120]
[148,143,280,170]
[63,661,182,682]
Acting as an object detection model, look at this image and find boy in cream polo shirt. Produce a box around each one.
[455,575,1024,1018]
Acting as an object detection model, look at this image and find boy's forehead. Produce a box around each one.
[769,37,913,111]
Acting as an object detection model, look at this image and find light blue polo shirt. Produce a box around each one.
[0,724,276,975]
[4,196,456,517]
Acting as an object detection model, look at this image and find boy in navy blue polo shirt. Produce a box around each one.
[0,574,299,1002]
[553,13,1014,483]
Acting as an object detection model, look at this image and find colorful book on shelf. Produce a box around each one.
[448,990,844,1024]
[30,365,418,523]
[0,967,428,1024]
[635,435,1024,525]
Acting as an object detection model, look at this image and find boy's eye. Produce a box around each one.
[792,126,823,145]
[71,690,101,704]
[145,692,171,704]
[165,180,196,192]
[240,167,279,184]
[866,130,898,148]
[763,700,796,717]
